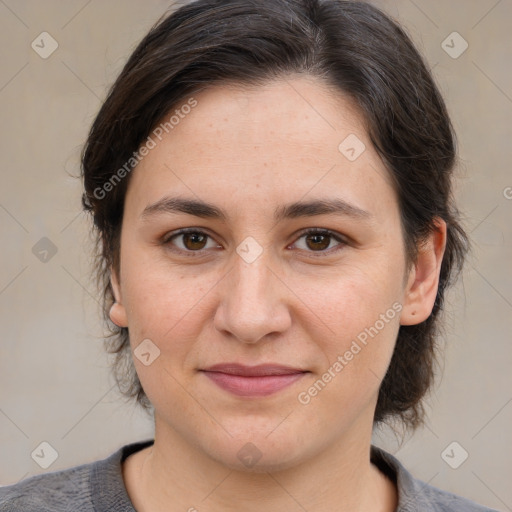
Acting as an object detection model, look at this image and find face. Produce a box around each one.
[110,76,443,472]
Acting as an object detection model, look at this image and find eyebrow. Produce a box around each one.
[140,196,372,222]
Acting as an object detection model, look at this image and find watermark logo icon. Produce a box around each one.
[31,32,59,59]
[236,236,263,264]
[442,32,468,59]
[134,338,161,366]
[237,442,263,468]
[338,134,366,161]
[32,237,58,263]
[441,441,469,469]
[31,441,59,469]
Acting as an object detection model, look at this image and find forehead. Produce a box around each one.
[176,76,365,150]
[124,76,397,220]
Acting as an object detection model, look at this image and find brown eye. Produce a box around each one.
[182,232,208,250]
[293,229,346,255]
[164,229,219,254]
[305,233,331,251]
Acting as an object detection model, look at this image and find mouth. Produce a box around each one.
[200,363,309,397]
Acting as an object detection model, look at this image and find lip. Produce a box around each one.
[200,363,308,397]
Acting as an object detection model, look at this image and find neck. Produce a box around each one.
[125,414,397,512]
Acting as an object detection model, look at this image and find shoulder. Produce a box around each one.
[371,446,500,512]
[0,440,153,512]
[0,462,92,512]
[407,481,500,512]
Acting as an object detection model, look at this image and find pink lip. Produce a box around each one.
[200,363,308,397]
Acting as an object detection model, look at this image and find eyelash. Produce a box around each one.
[161,227,348,258]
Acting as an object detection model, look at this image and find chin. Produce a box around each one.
[216,447,306,474]
[204,428,315,474]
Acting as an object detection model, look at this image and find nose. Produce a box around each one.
[213,249,292,344]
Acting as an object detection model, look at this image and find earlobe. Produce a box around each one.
[400,218,447,326]
[109,267,128,328]
[109,302,128,328]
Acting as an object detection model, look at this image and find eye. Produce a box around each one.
[162,227,347,257]
[163,228,220,255]
[291,228,346,256]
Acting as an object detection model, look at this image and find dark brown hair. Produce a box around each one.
[81,0,469,430]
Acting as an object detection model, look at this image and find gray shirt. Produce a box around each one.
[0,440,499,511]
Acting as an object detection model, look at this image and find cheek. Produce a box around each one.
[118,239,216,347]
[297,291,401,423]
[295,266,402,401]
[300,261,403,344]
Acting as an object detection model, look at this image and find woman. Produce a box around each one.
[0,0,498,510]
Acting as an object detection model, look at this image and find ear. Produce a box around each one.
[400,218,447,326]
[109,267,128,328]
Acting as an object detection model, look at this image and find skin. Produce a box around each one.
[109,75,446,511]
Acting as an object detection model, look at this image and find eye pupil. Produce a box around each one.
[306,233,330,251]
[184,232,207,250]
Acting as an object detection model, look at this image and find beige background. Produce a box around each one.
[0,0,510,509]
